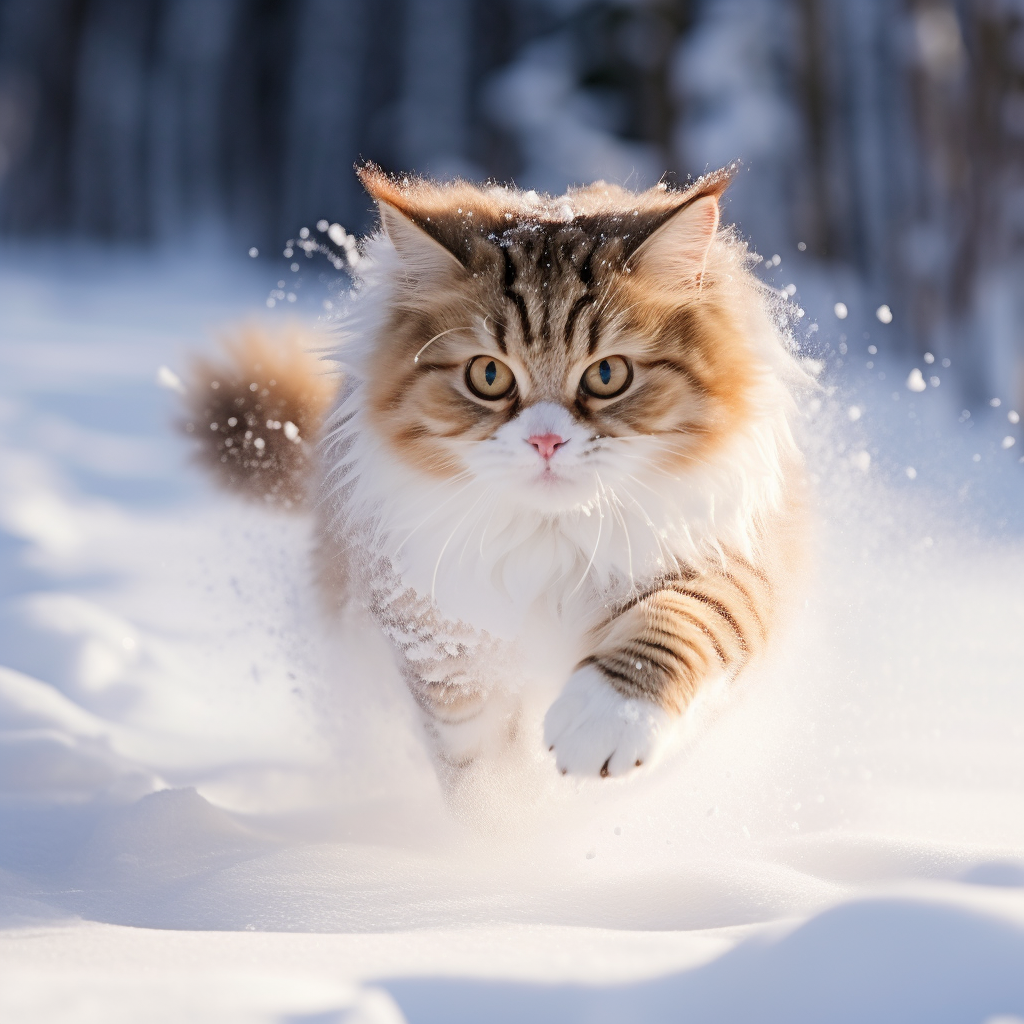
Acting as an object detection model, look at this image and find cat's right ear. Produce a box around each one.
[377,201,465,284]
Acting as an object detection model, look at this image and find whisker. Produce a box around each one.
[589,448,704,484]
[478,492,503,559]
[394,473,477,554]
[413,326,473,364]
[620,478,678,569]
[569,473,605,598]
[431,490,490,600]
[601,434,707,460]
[612,438,716,473]
[599,473,635,593]
[325,467,473,544]
[458,490,496,567]
[622,471,670,504]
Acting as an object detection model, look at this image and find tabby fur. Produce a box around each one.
[187,162,808,779]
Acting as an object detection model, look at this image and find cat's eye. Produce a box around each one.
[466,355,516,400]
[580,355,632,399]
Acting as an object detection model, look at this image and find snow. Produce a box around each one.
[907,368,928,392]
[1,248,1024,1022]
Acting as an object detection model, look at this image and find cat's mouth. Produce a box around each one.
[534,473,571,494]
[529,459,577,487]
[515,459,599,513]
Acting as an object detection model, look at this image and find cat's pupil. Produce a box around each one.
[599,360,611,385]
[485,361,497,386]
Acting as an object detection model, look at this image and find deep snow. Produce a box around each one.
[1,247,1023,1023]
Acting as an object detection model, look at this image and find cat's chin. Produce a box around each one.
[503,471,599,516]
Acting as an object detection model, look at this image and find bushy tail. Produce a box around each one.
[182,325,338,509]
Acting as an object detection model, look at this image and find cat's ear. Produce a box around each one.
[356,162,467,283]
[627,194,720,289]
[377,200,465,282]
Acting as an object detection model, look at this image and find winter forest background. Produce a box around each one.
[0,0,1022,407]
[3,4,1024,1021]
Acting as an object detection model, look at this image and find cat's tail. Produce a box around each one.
[181,324,339,509]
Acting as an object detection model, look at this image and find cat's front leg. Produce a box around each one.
[543,663,673,776]
[376,585,519,764]
[545,569,768,776]
[411,667,519,766]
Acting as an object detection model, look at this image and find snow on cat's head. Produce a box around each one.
[342,163,798,521]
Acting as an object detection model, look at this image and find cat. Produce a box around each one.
[186,162,808,779]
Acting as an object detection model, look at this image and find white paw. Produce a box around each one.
[543,665,673,777]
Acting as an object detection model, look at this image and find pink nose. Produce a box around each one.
[527,433,566,461]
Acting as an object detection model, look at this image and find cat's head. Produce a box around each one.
[343,163,794,518]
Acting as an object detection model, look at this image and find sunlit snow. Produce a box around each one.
[1,250,1023,1023]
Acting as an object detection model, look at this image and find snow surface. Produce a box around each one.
[1,247,1023,1023]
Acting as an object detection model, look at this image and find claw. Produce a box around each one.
[545,667,669,781]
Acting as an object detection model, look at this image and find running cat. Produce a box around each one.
[187,163,807,778]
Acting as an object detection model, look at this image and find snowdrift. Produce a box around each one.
[0,249,1022,1023]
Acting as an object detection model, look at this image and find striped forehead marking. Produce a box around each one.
[487,228,614,356]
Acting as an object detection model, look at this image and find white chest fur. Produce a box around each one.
[323,387,792,714]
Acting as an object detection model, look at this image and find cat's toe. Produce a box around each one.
[604,733,653,777]
[544,665,672,777]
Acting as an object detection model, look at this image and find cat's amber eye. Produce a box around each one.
[580,355,633,399]
[466,355,516,400]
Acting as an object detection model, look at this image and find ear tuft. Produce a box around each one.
[355,161,405,208]
[629,195,720,289]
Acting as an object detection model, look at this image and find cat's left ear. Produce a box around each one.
[627,193,721,289]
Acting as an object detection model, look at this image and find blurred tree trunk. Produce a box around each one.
[283,0,367,238]
[148,0,241,241]
[0,0,89,234]
[0,0,1019,398]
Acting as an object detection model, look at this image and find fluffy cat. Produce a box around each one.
[187,163,807,779]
